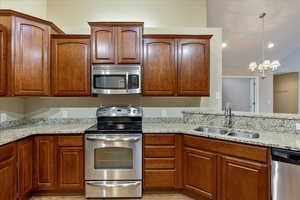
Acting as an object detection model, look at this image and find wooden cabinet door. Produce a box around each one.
[52,36,91,96]
[57,147,84,191]
[14,17,50,96]
[117,26,142,64]
[177,39,210,96]
[91,26,115,64]
[33,136,56,191]
[0,143,17,200]
[0,24,7,96]
[220,156,268,200]
[143,39,177,95]
[183,147,217,200]
[17,137,33,199]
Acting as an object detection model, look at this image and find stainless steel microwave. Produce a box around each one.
[92,65,141,95]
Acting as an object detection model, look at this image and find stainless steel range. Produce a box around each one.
[85,106,143,199]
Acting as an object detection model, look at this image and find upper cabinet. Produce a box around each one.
[89,22,143,64]
[143,35,212,97]
[14,17,51,96]
[51,35,91,96]
[0,10,64,97]
[0,24,7,96]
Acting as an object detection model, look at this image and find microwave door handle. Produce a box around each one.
[126,72,129,91]
[86,136,140,142]
[87,181,141,188]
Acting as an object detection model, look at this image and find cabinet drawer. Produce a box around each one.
[144,158,175,169]
[144,134,175,145]
[58,136,83,147]
[144,170,175,188]
[144,146,175,158]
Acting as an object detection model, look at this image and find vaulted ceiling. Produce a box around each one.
[207,0,300,70]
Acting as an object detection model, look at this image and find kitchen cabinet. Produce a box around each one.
[143,38,177,95]
[17,137,33,200]
[183,135,270,200]
[33,135,84,194]
[0,10,64,97]
[220,156,268,200]
[143,134,182,191]
[0,143,17,200]
[0,24,7,96]
[183,147,217,200]
[51,35,91,96]
[143,35,212,96]
[89,22,143,64]
[33,136,56,191]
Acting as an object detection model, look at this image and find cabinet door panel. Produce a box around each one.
[52,38,90,96]
[34,136,56,190]
[0,24,7,96]
[117,26,142,64]
[14,17,50,96]
[91,26,115,64]
[17,137,33,198]
[184,147,217,200]
[220,156,268,200]
[178,39,210,96]
[57,147,83,191]
[143,39,176,95]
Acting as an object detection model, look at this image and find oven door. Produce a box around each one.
[85,134,142,180]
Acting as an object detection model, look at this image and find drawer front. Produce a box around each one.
[144,134,175,145]
[58,135,83,147]
[144,170,175,188]
[0,142,16,162]
[144,146,175,158]
[144,158,175,169]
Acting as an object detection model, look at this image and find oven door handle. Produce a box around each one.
[87,181,141,188]
[86,136,140,142]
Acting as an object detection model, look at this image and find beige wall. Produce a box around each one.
[0,0,47,19]
[47,0,207,34]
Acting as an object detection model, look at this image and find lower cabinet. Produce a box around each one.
[183,147,217,200]
[17,137,33,199]
[34,135,84,195]
[0,143,17,200]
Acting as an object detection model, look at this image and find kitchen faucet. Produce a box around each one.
[224,104,233,128]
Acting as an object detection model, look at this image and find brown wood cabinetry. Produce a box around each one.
[51,35,91,96]
[33,135,84,194]
[33,136,56,191]
[143,35,212,96]
[0,24,7,96]
[0,143,17,200]
[143,134,182,191]
[183,147,217,200]
[17,137,33,200]
[89,22,143,64]
[143,38,177,95]
[183,135,270,200]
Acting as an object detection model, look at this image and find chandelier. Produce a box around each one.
[248,13,280,78]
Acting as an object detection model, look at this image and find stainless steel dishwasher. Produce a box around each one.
[272,148,300,200]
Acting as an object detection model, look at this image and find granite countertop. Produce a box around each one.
[2,120,300,152]
[143,122,300,151]
[0,122,95,146]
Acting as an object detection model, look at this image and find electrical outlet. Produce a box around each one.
[0,113,7,123]
[161,109,167,117]
[61,111,68,118]
[296,123,300,130]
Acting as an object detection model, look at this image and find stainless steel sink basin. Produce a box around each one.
[228,131,259,139]
[194,127,228,135]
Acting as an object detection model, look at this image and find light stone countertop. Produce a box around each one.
[2,121,300,152]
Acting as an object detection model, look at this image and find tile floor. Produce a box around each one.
[30,194,193,200]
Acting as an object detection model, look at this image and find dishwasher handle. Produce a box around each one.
[272,148,300,165]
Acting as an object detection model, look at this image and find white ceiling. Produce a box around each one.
[207,0,300,69]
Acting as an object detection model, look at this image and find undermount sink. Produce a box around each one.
[194,127,228,135]
[194,126,260,139]
[228,131,260,139]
